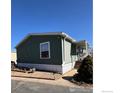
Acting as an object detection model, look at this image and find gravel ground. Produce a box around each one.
[12,80,93,93]
[12,69,93,89]
[12,70,62,80]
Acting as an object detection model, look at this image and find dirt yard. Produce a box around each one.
[11,70,61,80]
[12,69,92,89]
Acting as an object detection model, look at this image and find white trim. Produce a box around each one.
[61,32,76,42]
[61,39,64,63]
[40,41,50,59]
[63,38,65,61]
[15,32,76,48]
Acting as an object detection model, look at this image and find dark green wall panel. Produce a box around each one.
[17,35,62,65]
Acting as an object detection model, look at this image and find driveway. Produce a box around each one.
[12,80,93,93]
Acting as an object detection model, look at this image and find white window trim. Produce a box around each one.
[40,41,50,59]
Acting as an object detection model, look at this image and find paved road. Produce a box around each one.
[12,80,92,93]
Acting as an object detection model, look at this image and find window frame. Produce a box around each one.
[40,41,50,59]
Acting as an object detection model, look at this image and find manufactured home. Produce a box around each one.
[16,32,78,74]
[11,52,17,62]
[76,40,90,61]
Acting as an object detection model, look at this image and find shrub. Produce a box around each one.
[73,55,93,84]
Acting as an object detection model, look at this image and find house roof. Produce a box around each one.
[76,40,87,45]
[76,40,89,50]
[15,32,76,48]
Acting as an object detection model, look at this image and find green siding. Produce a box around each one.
[17,35,62,65]
[71,43,77,62]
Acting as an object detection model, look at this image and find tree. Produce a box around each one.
[73,55,93,84]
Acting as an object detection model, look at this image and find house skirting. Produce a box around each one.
[17,62,75,74]
[62,62,76,74]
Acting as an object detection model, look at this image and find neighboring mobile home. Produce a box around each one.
[11,52,17,63]
[76,40,90,61]
[16,32,77,74]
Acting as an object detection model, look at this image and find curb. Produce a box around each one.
[11,75,55,80]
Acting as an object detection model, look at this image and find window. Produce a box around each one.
[40,42,50,59]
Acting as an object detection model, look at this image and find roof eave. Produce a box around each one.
[15,32,76,48]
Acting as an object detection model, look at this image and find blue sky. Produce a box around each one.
[12,0,92,51]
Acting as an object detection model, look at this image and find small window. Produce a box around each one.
[40,42,50,59]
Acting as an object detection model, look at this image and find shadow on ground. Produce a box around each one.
[62,76,73,81]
